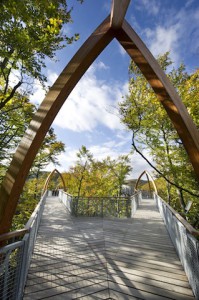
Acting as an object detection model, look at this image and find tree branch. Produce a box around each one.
[0,81,22,109]
[132,136,199,198]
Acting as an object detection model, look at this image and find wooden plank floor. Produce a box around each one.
[23,197,195,299]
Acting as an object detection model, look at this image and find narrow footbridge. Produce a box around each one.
[0,191,199,299]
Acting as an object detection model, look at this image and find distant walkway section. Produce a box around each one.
[23,196,195,299]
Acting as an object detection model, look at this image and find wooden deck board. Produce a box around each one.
[23,197,195,299]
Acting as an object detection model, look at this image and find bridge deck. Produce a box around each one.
[23,197,195,299]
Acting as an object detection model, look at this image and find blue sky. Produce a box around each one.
[30,0,199,178]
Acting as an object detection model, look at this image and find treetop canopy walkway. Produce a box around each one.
[0,190,199,299]
[0,0,199,299]
[1,0,199,238]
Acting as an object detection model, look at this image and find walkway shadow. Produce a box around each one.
[23,197,194,299]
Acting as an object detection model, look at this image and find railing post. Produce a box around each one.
[17,234,30,300]
[102,199,104,217]
[131,195,135,218]
[2,249,10,299]
[138,190,142,204]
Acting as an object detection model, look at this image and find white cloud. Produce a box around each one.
[53,63,127,132]
[146,25,180,62]
[29,71,58,105]
[177,8,199,57]
[45,147,77,172]
[143,5,199,65]
[29,80,46,105]
[135,0,160,16]
[45,139,130,173]
[131,150,153,179]
[46,144,153,179]
[48,72,58,84]
[96,61,109,70]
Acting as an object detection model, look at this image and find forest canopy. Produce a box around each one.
[119,52,199,228]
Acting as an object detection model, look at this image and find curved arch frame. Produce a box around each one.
[43,169,66,194]
[1,0,199,234]
[135,170,157,194]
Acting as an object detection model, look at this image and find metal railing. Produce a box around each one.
[0,191,47,300]
[58,190,73,214]
[141,190,154,199]
[3,189,198,299]
[131,191,142,217]
[154,193,199,299]
[58,190,142,218]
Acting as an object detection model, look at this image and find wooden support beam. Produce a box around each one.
[1,5,199,236]
[135,170,157,193]
[110,0,131,29]
[43,168,67,193]
[0,16,114,235]
[116,21,199,179]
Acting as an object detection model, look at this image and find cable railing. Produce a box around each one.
[0,191,47,300]
[154,193,199,299]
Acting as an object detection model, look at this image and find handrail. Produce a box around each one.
[154,192,199,299]
[0,191,47,244]
[154,193,199,237]
[24,200,42,229]
[0,228,29,243]
[75,196,130,199]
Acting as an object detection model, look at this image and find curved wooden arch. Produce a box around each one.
[1,0,199,234]
[135,170,157,194]
[43,169,66,194]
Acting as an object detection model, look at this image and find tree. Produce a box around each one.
[73,145,93,198]
[0,0,83,109]
[119,53,199,215]
[12,129,65,229]
[105,155,132,197]
[61,148,132,198]
[30,128,65,198]
[0,93,35,180]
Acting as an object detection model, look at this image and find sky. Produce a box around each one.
[30,0,199,179]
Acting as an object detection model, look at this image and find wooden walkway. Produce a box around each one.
[23,197,195,299]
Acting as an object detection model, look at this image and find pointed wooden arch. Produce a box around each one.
[43,169,66,194]
[135,170,157,194]
[1,0,199,234]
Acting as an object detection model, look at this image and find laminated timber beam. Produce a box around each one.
[0,16,115,235]
[110,0,131,29]
[135,170,157,194]
[43,169,67,194]
[1,0,199,235]
[115,20,199,179]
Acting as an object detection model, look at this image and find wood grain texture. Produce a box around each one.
[135,170,157,193]
[116,21,199,179]
[1,6,199,237]
[43,169,66,193]
[110,0,131,29]
[0,17,114,235]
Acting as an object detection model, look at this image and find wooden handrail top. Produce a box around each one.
[157,195,199,238]
[73,196,129,200]
[0,228,29,243]
[0,197,45,244]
